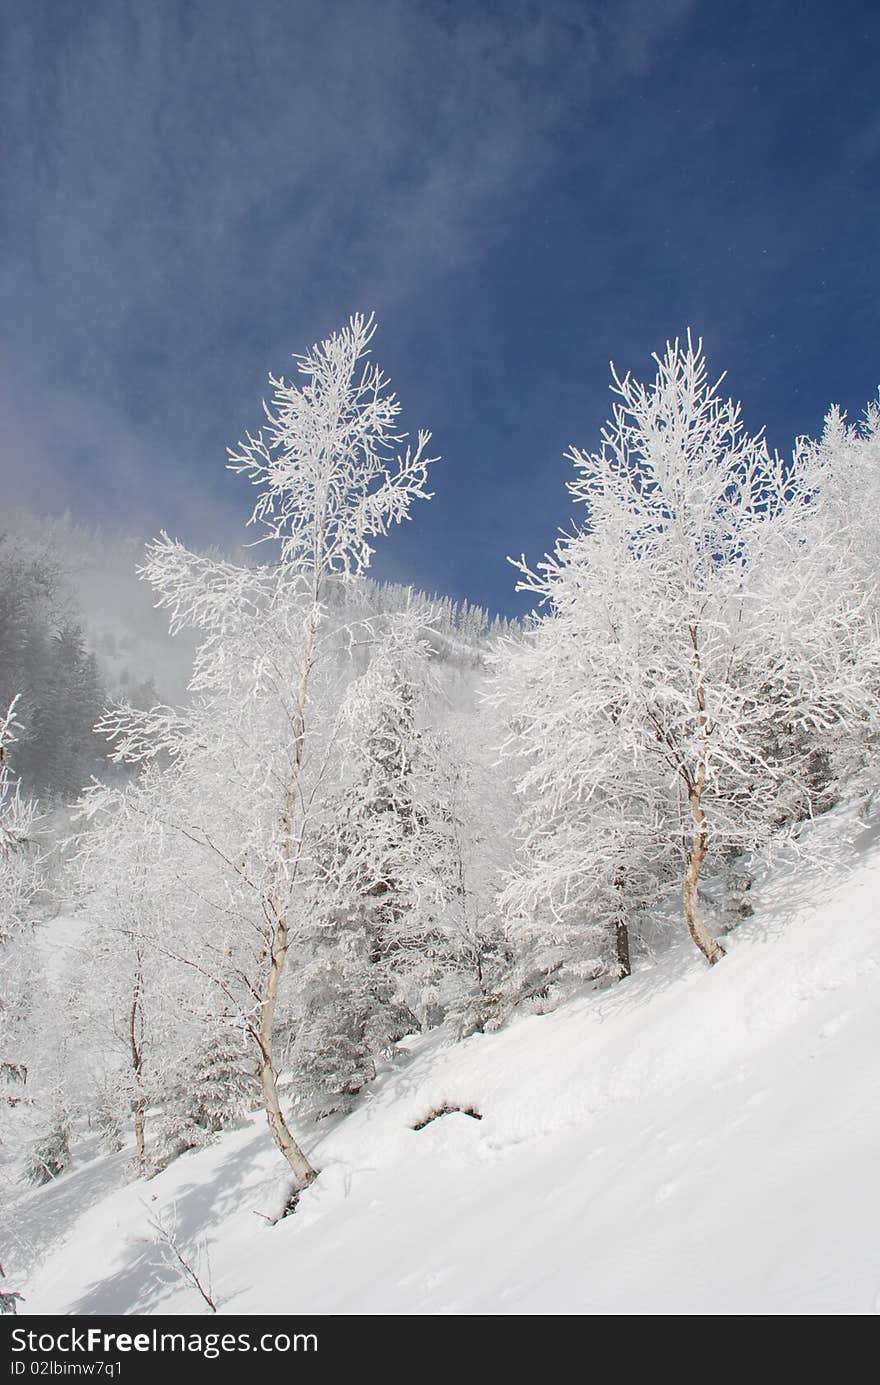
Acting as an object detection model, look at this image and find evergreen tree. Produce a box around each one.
[0,536,109,800]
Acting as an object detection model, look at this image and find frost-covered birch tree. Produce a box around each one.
[73,771,216,1170]
[99,313,436,1189]
[498,335,875,967]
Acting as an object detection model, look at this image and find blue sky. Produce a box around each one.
[2,0,878,616]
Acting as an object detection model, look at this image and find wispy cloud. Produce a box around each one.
[1,0,694,566]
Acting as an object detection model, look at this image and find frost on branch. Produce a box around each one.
[495,333,879,970]
[227,312,437,576]
[89,314,440,1187]
[283,607,480,1114]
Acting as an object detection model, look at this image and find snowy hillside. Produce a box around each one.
[9,801,880,1317]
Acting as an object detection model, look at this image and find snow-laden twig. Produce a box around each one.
[145,1204,218,1313]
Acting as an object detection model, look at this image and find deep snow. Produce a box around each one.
[8,802,880,1316]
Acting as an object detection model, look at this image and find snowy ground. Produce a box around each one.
[8,803,880,1315]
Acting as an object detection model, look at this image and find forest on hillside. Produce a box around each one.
[2,314,879,1254]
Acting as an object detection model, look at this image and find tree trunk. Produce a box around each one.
[257,1041,316,1189]
[613,916,631,978]
[256,888,316,1188]
[133,1099,146,1168]
[256,611,319,1190]
[683,623,725,966]
[683,783,725,965]
[129,966,147,1170]
[611,868,631,978]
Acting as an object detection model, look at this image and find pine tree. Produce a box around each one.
[282,611,461,1113]
[0,538,109,800]
[151,1033,258,1168]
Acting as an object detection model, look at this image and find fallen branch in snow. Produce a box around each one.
[412,1104,483,1130]
[145,1206,218,1313]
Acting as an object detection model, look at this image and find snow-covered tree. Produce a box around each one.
[0,697,70,1230]
[0,700,42,1107]
[779,398,880,798]
[73,771,210,1171]
[497,335,877,967]
[494,670,672,989]
[0,538,109,800]
[98,313,436,1189]
[328,614,455,996]
[279,610,482,1112]
[150,1031,258,1169]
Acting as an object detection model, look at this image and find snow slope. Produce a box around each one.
[12,805,880,1316]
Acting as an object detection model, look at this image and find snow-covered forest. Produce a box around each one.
[3,312,880,1317]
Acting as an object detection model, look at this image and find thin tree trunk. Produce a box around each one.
[683,781,725,965]
[256,610,319,1189]
[612,867,631,978]
[613,916,631,978]
[133,1103,146,1168]
[682,623,725,966]
[129,965,147,1169]
[257,1041,316,1188]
